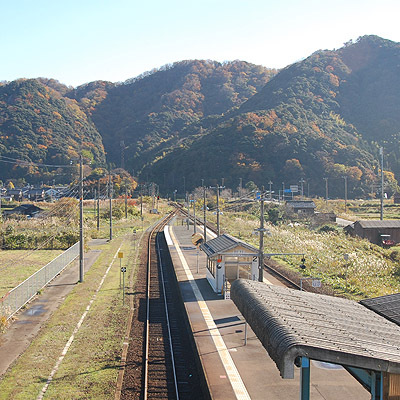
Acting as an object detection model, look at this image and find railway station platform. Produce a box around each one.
[164,216,369,400]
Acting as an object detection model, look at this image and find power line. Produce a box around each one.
[0,155,76,169]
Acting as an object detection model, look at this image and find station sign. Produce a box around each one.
[312,279,321,288]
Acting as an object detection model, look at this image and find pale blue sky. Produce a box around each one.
[1,0,399,87]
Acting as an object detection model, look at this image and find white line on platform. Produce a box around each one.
[37,246,121,400]
[164,225,173,245]
[169,227,251,400]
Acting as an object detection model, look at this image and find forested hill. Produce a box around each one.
[86,60,277,171]
[142,36,400,198]
[0,79,106,181]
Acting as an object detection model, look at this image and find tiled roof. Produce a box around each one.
[200,234,257,257]
[356,220,400,228]
[231,279,400,379]
[285,200,316,209]
[360,293,400,326]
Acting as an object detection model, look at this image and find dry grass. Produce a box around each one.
[0,250,63,298]
[0,204,167,399]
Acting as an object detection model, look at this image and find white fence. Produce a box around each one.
[0,242,79,320]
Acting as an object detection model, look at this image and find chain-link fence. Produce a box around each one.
[0,242,79,320]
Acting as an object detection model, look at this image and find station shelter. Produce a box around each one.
[200,234,259,294]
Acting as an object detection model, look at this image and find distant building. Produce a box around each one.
[5,188,23,201]
[285,200,316,215]
[344,220,400,245]
[27,188,45,201]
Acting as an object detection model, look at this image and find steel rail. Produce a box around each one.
[156,232,180,399]
[143,210,179,400]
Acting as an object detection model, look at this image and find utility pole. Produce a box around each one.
[97,179,100,231]
[324,177,328,204]
[79,154,84,283]
[210,184,224,236]
[109,172,113,241]
[380,147,384,220]
[282,182,285,202]
[268,181,273,201]
[193,195,197,234]
[0,184,2,219]
[140,185,143,218]
[203,184,207,242]
[343,176,348,213]
[216,187,220,236]
[186,192,190,230]
[258,195,265,282]
[151,183,155,211]
[300,179,305,200]
[125,180,128,219]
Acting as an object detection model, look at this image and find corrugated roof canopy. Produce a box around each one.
[361,293,400,326]
[231,280,400,379]
[200,234,257,257]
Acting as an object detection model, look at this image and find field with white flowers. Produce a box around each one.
[209,200,400,300]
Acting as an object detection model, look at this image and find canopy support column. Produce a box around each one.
[300,357,310,400]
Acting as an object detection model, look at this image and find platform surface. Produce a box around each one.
[166,218,369,400]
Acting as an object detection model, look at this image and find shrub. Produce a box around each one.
[318,224,340,234]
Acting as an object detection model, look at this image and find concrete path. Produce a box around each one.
[0,241,105,376]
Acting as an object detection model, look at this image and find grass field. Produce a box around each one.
[0,201,170,399]
[0,250,63,298]
[209,199,400,300]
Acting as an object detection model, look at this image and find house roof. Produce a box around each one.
[285,200,316,209]
[200,233,258,257]
[360,293,400,326]
[355,220,400,229]
[4,204,43,215]
[231,279,400,379]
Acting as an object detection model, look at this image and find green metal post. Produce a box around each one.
[300,357,310,400]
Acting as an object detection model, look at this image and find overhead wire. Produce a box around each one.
[0,155,76,169]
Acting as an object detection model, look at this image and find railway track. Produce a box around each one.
[120,211,204,400]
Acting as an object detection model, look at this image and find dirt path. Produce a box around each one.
[0,242,105,376]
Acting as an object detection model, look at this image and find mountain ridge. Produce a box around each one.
[0,35,399,199]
